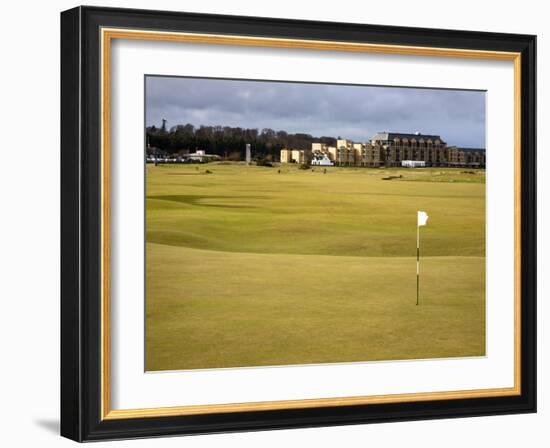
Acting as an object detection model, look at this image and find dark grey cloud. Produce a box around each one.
[146,76,486,148]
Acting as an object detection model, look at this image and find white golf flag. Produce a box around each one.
[417,211,429,227]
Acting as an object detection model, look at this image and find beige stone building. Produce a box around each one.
[280,148,292,164]
[280,132,485,168]
[311,143,336,163]
[334,139,355,166]
[280,148,311,164]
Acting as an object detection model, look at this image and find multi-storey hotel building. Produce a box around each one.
[281,132,485,168]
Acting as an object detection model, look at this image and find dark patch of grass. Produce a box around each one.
[147,194,264,209]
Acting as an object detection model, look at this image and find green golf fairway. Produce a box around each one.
[145,163,485,370]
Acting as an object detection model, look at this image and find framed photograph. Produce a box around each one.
[60,6,536,442]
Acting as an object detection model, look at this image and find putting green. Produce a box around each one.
[145,163,486,370]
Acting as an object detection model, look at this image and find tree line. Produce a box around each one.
[146,123,337,160]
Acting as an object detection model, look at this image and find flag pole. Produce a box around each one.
[416,223,420,306]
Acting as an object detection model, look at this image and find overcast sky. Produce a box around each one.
[146,76,486,148]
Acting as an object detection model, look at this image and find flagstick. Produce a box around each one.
[416,224,420,306]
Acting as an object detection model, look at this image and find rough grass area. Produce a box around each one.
[145,163,486,371]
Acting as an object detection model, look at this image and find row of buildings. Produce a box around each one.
[280,132,486,168]
[146,147,221,163]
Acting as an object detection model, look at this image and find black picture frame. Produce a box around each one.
[61,5,536,442]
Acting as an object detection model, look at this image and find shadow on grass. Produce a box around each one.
[147,194,264,209]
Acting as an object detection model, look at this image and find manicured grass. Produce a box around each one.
[145,163,486,370]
